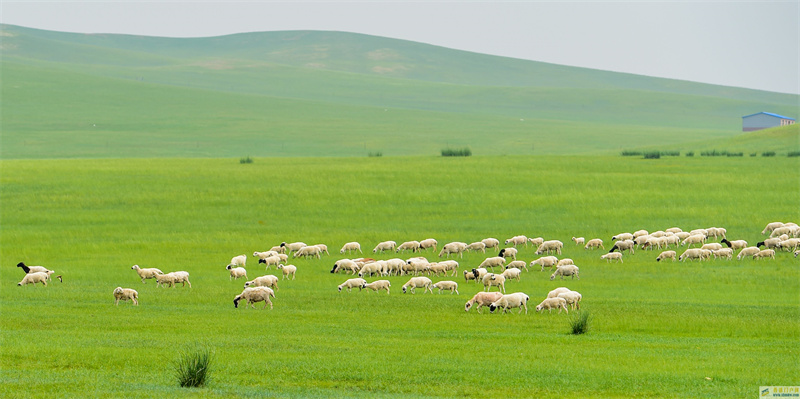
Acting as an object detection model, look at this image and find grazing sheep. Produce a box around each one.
[340,242,363,254]
[762,222,785,235]
[584,238,604,250]
[665,227,683,234]
[169,271,191,288]
[601,252,623,263]
[656,250,677,262]
[712,248,733,260]
[294,245,322,259]
[338,278,368,293]
[504,235,528,247]
[402,277,433,294]
[548,287,572,298]
[501,267,522,281]
[16,262,52,275]
[557,290,582,310]
[113,287,139,306]
[481,238,500,251]
[438,242,468,258]
[770,226,793,238]
[482,273,506,293]
[283,242,307,253]
[154,273,176,288]
[313,244,330,255]
[130,265,163,283]
[572,236,585,246]
[385,258,408,275]
[550,265,579,281]
[779,238,800,252]
[531,256,559,272]
[754,249,776,260]
[464,269,478,283]
[536,297,568,314]
[362,280,391,294]
[498,247,518,260]
[737,246,761,260]
[253,251,279,262]
[479,256,506,271]
[437,260,460,276]
[794,250,800,258]
[226,265,248,281]
[277,264,297,280]
[612,233,634,241]
[419,238,438,252]
[245,275,279,291]
[373,241,397,253]
[17,271,52,287]
[465,291,504,313]
[466,241,487,253]
[396,241,421,253]
[756,238,782,250]
[633,229,649,238]
[557,258,574,266]
[426,262,449,277]
[505,260,528,272]
[679,248,710,262]
[609,240,635,254]
[701,243,723,251]
[535,240,563,255]
[260,255,282,270]
[489,292,530,314]
[432,280,459,294]
[721,239,748,250]
[233,287,274,309]
[681,234,707,247]
[228,254,247,269]
[706,227,727,239]
[331,259,359,274]
[528,237,544,247]
[471,267,489,282]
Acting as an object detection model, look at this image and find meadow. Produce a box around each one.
[1,155,798,398]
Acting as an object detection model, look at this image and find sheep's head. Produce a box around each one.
[226,265,232,270]
[464,301,473,312]
[549,274,556,281]
[338,285,343,292]
[244,281,253,288]
[488,304,497,313]
[535,305,543,312]
[233,296,241,308]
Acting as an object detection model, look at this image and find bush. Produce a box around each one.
[750,153,757,157]
[685,151,694,157]
[621,150,642,156]
[239,156,253,164]
[788,151,800,157]
[643,152,661,159]
[762,151,776,157]
[568,310,591,335]
[368,151,383,157]
[701,150,726,157]
[175,345,213,388]
[441,147,472,157]
[726,152,743,157]
[660,151,680,157]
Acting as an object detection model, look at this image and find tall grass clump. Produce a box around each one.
[239,156,254,164]
[441,147,472,157]
[726,152,743,157]
[175,345,213,388]
[685,151,694,157]
[568,310,591,335]
[367,151,383,157]
[643,151,661,159]
[762,151,776,157]
[620,150,642,156]
[788,151,800,157]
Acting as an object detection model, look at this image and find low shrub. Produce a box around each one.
[368,151,383,157]
[762,151,776,157]
[643,152,661,159]
[685,151,694,157]
[788,151,800,157]
[441,147,472,157]
[621,150,642,156]
[239,156,253,164]
[726,152,743,157]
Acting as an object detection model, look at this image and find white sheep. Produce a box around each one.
[504,235,528,247]
[362,279,391,294]
[794,250,800,258]
[498,247,518,260]
[253,251,279,262]
[16,262,53,275]
[571,236,585,246]
[113,287,139,305]
[419,238,438,252]
[633,229,649,238]
[438,242,468,258]
[679,248,710,262]
[712,248,733,260]
[489,292,530,314]
[154,273,176,288]
[432,280,459,294]
[482,273,506,293]
[550,265,579,280]
[701,243,723,251]
[665,227,683,234]
[505,260,528,272]
[609,240,635,254]
[757,238,782,250]
[260,255,282,270]
[681,234,707,247]
[245,275,279,291]
[465,291,504,313]
[268,244,286,254]
[226,265,248,281]
[277,264,297,280]
[531,256,559,272]
[557,258,574,266]
[340,242,363,254]
[331,259,359,274]
[130,265,163,283]
[779,238,800,251]
[481,238,500,250]
[547,287,571,298]
[358,261,385,278]
[283,242,307,253]
[535,297,568,314]
[479,256,506,271]
[737,246,761,260]
[17,271,52,286]
[584,238,604,250]
[528,237,544,247]
[535,240,563,255]
[601,252,623,263]
[706,227,727,239]
[612,233,634,241]
[464,269,478,283]
[501,267,522,281]
[770,226,793,238]
[294,245,322,259]
[396,240,421,253]
[228,254,247,268]
[338,278,368,293]
[425,262,448,277]
[471,267,489,282]
[721,239,748,250]
[233,287,274,309]
[466,241,487,253]
[402,276,433,294]
[373,241,397,253]
[762,222,785,235]
[656,250,677,262]
[754,249,776,260]
[557,290,582,310]
[384,258,407,275]
[437,260,459,276]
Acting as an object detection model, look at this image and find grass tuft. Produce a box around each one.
[568,310,591,335]
[368,151,383,157]
[175,344,213,388]
[643,151,661,159]
[788,151,800,157]
[239,156,254,164]
[685,151,694,157]
[761,151,776,157]
[441,147,472,157]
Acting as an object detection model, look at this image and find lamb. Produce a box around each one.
[482,273,506,293]
[504,235,528,247]
[536,297,569,314]
[612,233,634,241]
[432,280,459,294]
[293,245,322,259]
[260,255,282,270]
[396,241,421,253]
[338,278,368,293]
[535,240,563,255]
[226,265,248,281]
[313,244,330,255]
[339,242,363,254]
[721,239,748,250]
[419,238,438,252]
[465,291,504,313]
[244,275,279,291]
[481,238,500,250]
[438,242,468,258]
[277,264,297,280]
[466,241,487,253]
[505,260,528,272]
[402,277,433,294]
[547,287,571,298]
[737,246,761,260]
[498,247,518,260]
[113,287,139,305]
[331,259,359,274]
[531,256,559,272]
[479,256,506,271]
[17,271,53,286]
[557,290,582,310]
[527,237,544,247]
[550,265,579,280]
[754,249,776,260]
[679,248,710,262]
[373,241,397,253]
[501,267,522,281]
[471,267,489,282]
[584,238,604,250]
[601,252,623,263]
[609,240,635,254]
[656,250,677,262]
[233,287,274,309]
[228,254,247,268]
[489,292,530,314]
[712,248,733,260]
[464,269,478,283]
[362,280,391,294]
[571,236,585,246]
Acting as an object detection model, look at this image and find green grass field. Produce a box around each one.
[2,156,798,398]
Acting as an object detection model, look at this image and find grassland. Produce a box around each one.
[1,156,798,398]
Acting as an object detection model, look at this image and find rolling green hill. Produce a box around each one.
[1,24,797,159]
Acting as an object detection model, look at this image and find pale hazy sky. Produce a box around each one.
[2,1,798,94]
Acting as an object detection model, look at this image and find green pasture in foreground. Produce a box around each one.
[1,156,799,398]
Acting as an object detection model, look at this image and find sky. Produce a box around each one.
[2,1,798,94]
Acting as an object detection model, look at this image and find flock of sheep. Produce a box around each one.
[14,221,798,313]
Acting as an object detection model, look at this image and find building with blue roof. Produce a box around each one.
[742,112,796,131]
